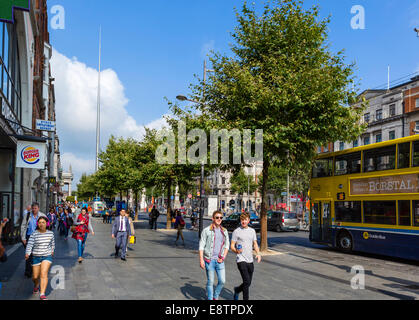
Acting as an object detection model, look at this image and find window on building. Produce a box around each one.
[389,130,395,140]
[335,202,362,223]
[317,146,322,153]
[324,145,329,153]
[339,142,344,151]
[312,158,333,178]
[364,201,396,225]
[398,142,410,169]
[363,145,396,172]
[413,201,419,226]
[376,109,383,121]
[334,152,361,175]
[375,133,382,143]
[0,22,22,122]
[364,113,370,123]
[416,98,419,108]
[363,136,370,145]
[389,104,396,116]
[416,121,419,134]
[222,189,226,195]
[221,177,226,185]
[353,140,359,148]
[398,200,411,226]
[413,141,419,167]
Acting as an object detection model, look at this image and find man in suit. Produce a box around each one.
[111,209,131,261]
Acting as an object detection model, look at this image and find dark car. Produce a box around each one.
[267,210,299,232]
[221,212,260,232]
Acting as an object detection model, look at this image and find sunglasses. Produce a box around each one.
[214,216,223,220]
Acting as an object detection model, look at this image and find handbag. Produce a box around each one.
[129,236,136,244]
[70,225,77,233]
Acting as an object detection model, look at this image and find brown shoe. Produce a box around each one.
[78,257,83,263]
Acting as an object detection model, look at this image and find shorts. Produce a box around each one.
[32,255,53,266]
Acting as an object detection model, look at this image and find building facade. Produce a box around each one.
[333,76,419,152]
[0,0,61,243]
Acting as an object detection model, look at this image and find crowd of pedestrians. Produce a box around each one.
[1,196,264,301]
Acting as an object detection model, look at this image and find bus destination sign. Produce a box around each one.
[350,174,419,195]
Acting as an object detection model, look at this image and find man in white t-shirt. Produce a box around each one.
[230,212,261,300]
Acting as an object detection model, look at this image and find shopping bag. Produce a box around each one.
[129,236,136,244]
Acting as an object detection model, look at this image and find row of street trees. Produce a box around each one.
[77,0,366,251]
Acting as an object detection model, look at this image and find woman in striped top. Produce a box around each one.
[25,216,55,300]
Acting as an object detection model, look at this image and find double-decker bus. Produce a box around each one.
[309,135,419,260]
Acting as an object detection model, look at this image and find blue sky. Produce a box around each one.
[47,0,419,183]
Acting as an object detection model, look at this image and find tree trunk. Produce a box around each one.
[134,190,139,221]
[166,179,172,229]
[260,159,270,252]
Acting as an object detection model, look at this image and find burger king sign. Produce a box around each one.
[16,141,46,169]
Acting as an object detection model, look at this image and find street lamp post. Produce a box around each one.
[177,60,214,239]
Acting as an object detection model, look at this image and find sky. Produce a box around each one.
[47,0,419,186]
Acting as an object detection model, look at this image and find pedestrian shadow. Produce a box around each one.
[180,283,234,300]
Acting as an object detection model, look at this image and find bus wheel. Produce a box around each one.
[337,231,353,253]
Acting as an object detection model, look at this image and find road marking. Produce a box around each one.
[5,243,21,257]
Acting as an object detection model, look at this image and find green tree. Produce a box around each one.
[178,0,366,251]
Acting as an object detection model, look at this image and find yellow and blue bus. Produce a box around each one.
[309,135,419,260]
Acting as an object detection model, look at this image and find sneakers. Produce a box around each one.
[233,287,240,300]
[78,257,83,263]
[121,257,126,261]
[33,286,39,294]
[40,294,48,300]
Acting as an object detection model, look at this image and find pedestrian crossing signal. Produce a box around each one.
[337,193,345,201]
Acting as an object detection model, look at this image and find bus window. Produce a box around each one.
[334,152,361,176]
[363,145,396,172]
[312,158,333,178]
[413,142,419,167]
[413,201,419,227]
[398,142,410,169]
[398,200,411,226]
[364,201,396,225]
[335,201,361,223]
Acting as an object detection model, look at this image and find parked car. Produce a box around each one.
[221,212,260,232]
[267,210,299,232]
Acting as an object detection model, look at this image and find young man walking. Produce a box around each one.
[230,212,261,300]
[199,210,229,300]
[21,203,47,278]
[112,209,131,261]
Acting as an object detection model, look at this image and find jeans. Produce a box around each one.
[205,260,225,300]
[235,262,254,300]
[77,234,88,258]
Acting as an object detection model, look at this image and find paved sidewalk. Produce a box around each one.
[1,213,418,300]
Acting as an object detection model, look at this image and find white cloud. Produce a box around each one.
[51,49,168,185]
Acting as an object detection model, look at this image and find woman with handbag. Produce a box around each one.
[71,207,94,263]
[174,210,185,246]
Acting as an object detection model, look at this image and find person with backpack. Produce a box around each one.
[20,203,47,278]
[174,210,186,246]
